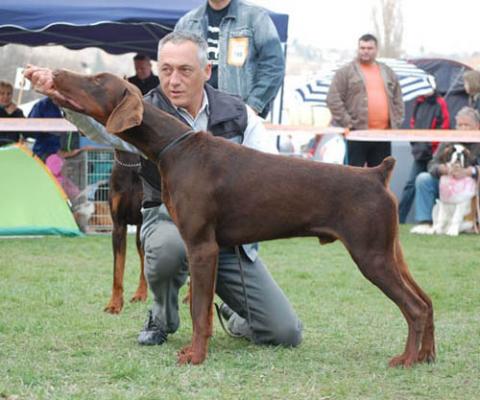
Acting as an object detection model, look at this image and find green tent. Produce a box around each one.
[0,144,81,236]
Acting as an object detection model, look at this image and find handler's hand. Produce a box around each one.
[24,65,74,109]
[451,165,472,179]
[23,65,56,96]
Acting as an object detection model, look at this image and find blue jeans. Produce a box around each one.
[414,172,439,223]
[398,159,429,223]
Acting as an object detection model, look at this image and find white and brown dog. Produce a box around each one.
[432,144,479,236]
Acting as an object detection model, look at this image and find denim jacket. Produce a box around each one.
[175,0,285,117]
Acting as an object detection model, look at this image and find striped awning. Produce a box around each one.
[295,58,435,107]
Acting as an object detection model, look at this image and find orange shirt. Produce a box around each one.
[359,63,390,129]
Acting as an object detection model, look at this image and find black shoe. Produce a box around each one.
[137,310,168,346]
[218,302,234,321]
[215,302,244,338]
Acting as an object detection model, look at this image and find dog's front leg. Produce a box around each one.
[104,223,127,314]
[446,202,469,236]
[178,240,219,365]
[432,201,446,235]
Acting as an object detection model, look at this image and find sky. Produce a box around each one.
[251,0,478,57]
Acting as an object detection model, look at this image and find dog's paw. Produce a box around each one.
[446,227,459,236]
[410,224,434,235]
[388,353,417,368]
[177,345,207,365]
[177,345,193,365]
[417,348,436,364]
[130,291,147,303]
[104,297,124,314]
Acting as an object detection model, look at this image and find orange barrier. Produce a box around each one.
[2,118,480,143]
[0,118,77,132]
[346,129,480,143]
[265,124,480,143]
[264,123,345,135]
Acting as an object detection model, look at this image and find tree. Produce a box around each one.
[372,0,403,58]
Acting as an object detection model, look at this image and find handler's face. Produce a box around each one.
[158,41,211,117]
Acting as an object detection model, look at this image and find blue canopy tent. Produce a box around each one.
[0,0,289,59]
[0,0,289,121]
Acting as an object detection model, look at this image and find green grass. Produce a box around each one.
[0,227,479,399]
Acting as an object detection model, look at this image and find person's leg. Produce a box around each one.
[367,141,391,167]
[347,141,367,167]
[398,160,428,223]
[414,172,439,223]
[138,205,188,344]
[215,247,302,347]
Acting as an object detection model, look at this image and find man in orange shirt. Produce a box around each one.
[327,34,404,166]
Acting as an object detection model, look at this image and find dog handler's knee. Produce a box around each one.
[144,239,186,285]
[272,319,303,347]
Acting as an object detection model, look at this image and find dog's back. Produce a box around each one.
[164,134,398,246]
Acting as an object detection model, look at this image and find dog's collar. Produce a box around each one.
[157,129,197,162]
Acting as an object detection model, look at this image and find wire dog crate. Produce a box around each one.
[61,148,114,233]
[87,149,113,232]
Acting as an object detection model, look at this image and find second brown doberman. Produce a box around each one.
[30,69,435,368]
[103,149,147,313]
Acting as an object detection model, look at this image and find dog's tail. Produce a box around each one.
[375,156,396,187]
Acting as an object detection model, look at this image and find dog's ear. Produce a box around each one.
[439,145,453,163]
[106,83,144,134]
[463,147,475,166]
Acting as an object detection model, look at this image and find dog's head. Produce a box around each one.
[51,69,144,134]
[438,144,475,168]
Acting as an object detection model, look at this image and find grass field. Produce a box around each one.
[0,226,479,399]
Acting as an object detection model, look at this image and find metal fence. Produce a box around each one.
[61,148,114,233]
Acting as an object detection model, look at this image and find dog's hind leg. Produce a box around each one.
[393,239,435,363]
[130,224,148,303]
[350,246,429,367]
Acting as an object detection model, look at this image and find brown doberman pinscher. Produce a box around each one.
[103,149,147,314]
[35,69,435,367]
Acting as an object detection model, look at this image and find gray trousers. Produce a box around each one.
[140,205,302,347]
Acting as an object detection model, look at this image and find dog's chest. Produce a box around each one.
[439,176,476,204]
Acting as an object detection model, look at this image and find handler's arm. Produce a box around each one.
[24,65,144,156]
[63,110,143,156]
[242,106,278,154]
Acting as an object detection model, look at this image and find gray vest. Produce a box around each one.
[140,85,257,260]
[140,84,248,206]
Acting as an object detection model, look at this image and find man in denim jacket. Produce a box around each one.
[175,0,284,118]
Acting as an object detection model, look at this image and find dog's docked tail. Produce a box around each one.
[375,156,396,187]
